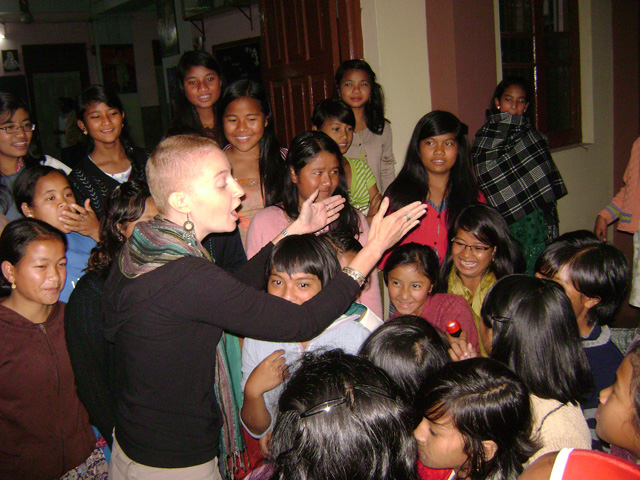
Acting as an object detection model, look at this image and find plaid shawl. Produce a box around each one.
[472,112,567,224]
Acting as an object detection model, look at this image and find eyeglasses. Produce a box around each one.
[0,123,36,134]
[299,385,396,418]
[451,239,493,255]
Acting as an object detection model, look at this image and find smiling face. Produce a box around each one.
[22,172,76,232]
[414,414,469,472]
[420,132,458,177]
[291,151,340,204]
[596,357,640,456]
[2,239,67,308]
[318,118,353,154]
[223,97,267,155]
[186,150,244,239]
[78,102,124,145]
[338,69,371,110]
[183,65,222,112]
[495,85,529,116]
[387,264,433,316]
[451,229,495,291]
[0,108,33,165]
[267,268,323,305]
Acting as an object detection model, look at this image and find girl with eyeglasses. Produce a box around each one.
[437,204,524,355]
[0,92,71,221]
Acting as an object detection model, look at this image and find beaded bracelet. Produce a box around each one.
[342,266,366,287]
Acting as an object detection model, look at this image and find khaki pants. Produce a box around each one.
[109,436,223,480]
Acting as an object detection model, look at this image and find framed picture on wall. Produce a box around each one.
[157,0,180,57]
[100,44,138,94]
[2,50,21,73]
[213,37,261,85]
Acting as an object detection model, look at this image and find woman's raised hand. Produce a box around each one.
[366,197,427,256]
[289,189,346,235]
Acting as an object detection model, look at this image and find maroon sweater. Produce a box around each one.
[392,293,480,351]
[0,302,95,480]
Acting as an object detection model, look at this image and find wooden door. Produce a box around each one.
[261,0,363,146]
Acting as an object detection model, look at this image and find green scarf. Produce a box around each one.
[119,217,247,478]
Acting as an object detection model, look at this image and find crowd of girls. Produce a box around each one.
[1,49,640,480]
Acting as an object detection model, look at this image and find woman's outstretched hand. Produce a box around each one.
[366,197,427,256]
[288,189,346,235]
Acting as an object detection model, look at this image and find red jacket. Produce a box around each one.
[0,302,95,480]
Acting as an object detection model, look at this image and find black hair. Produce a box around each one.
[268,350,416,480]
[333,59,386,135]
[0,91,46,167]
[167,50,225,142]
[535,231,630,327]
[385,111,480,236]
[267,234,341,288]
[359,315,449,401]
[87,180,152,276]
[0,218,67,286]
[218,79,283,207]
[280,131,361,239]
[418,358,538,480]
[323,230,363,256]
[13,165,71,212]
[438,204,524,292]
[77,85,135,155]
[311,98,356,129]
[482,274,592,404]
[383,242,440,286]
[489,76,533,118]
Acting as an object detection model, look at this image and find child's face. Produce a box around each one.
[22,172,76,232]
[494,85,529,116]
[182,65,222,112]
[451,229,495,286]
[420,133,458,177]
[338,69,371,109]
[223,97,267,155]
[387,264,432,317]
[537,266,596,327]
[319,118,353,154]
[0,108,33,163]
[267,269,322,305]
[596,356,639,455]
[291,152,340,204]
[414,415,468,473]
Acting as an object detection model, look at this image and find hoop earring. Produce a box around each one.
[184,212,195,239]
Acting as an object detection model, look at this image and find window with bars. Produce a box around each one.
[499,0,581,148]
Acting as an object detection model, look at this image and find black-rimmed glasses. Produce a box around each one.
[0,123,36,134]
[450,238,492,255]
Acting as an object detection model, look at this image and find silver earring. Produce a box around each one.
[184,212,195,239]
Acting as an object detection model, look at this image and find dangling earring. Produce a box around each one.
[11,281,16,290]
[83,129,88,135]
[184,212,195,239]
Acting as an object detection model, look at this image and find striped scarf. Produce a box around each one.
[119,217,248,478]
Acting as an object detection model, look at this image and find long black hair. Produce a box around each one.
[489,76,533,119]
[386,111,480,234]
[167,50,224,142]
[77,85,136,156]
[218,79,283,207]
[418,358,538,480]
[333,59,386,135]
[0,92,46,168]
[280,131,361,240]
[438,203,524,291]
[482,274,592,404]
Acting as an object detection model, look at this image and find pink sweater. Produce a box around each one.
[599,137,640,233]
[391,293,479,351]
[247,206,383,318]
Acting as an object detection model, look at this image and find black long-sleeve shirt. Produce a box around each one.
[102,243,360,468]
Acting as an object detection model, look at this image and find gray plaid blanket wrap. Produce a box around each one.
[472,112,567,224]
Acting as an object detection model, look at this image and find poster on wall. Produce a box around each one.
[100,44,138,94]
[213,37,261,85]
[2,50,21,73]
[157,0,180,57]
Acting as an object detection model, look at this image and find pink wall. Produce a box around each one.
[425,0,497,137]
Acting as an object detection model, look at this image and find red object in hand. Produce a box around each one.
[446,320,462,337]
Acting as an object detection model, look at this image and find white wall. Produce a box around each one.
[359,0,431,174]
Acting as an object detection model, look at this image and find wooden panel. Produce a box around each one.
[289,76,309,137]
[262,0,285,67]
[269,80,290,144]
[310,73,333,112]
[283,0,305,63]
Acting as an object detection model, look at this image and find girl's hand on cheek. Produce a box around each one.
[60,199,100,241]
